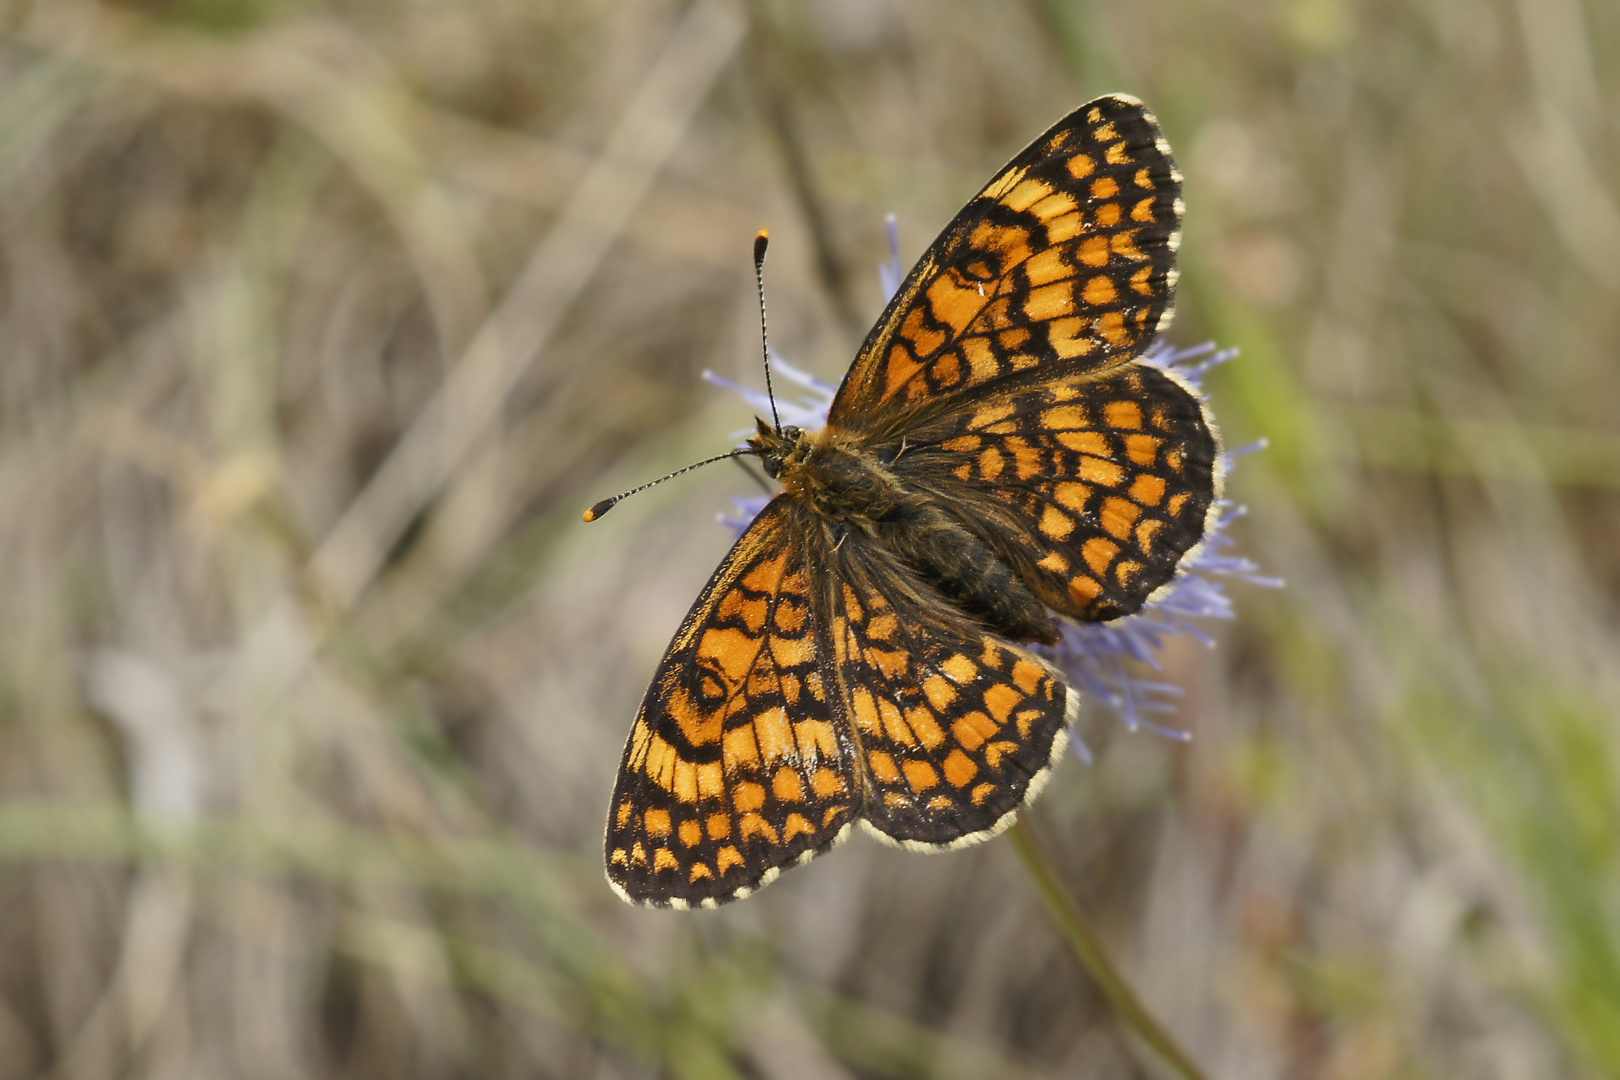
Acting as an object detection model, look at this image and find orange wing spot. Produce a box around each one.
[740,550,787,593]
[630,842,649,866]
[1055,481,1089,511]
[1079,455,1126,486]
[1025,281,1074,321]
[723,725,761,769]
[952,711,999,751]
[953,462,973,480]
[974,446,1003,480]
[924,274,985,338]
[679,818,703,847]
[927,795,956,812]
[1101,496,1143,540]
[961,336,1001,382]
[739,814,779,844]
[850,687,881,735]
[1030,190,1080,220]
[1055,430,1110,455]
[1165,446,1187,471]
[970,782,999,806]
[1043,210,1085,245]
[780,672,802,705]
[969,221,1033,266]
[983,681,1023,724]
[772,600,807,634]
[1130,265,1156,294]
[932,352,964,389]
[1090,176,1120,199]
[1097,311,1131,347]
[689,862,712,882]
[941,653,978,684]
[609,847,629,867]
[1115,560,1143,587]
[1039,504,1076,541]
[1082,536,1121,576]
[980,640,1006,668]
[734,781,766,812]
[822,805,845,827]
[1003,176,1057,211]
[746,662,780,699]
[783,813,816,841]
[646,734,678,791]
[899,304,947,358]
[1012,658,1047,694]
[1067,153,1096,179]
[1079,235,1111,267]
[1041,405,1088,430]
[984,740,1020,769]
[1015,707,1046,738]
[883,792,911,810]
[1096,203,1122,227]
[811,766,847,797]
[1136,518,1166,553]
[1167,492,1190,516]
[1131,197,1158,224]
[943,749,979,788]
[905,705,946,749]
[997,326,1032,351]
[868,612,898,641]
[755,707,795,762]
[773,766,806,802]
[1024,245,1073,287]
[867,646,909,679]
[1047,316,1097,359]
[903,760,941,793]
[1069,575,1103,605]
[1105,140,1132,165]
[968,403,1016,430]
[645,809,672,838]
[706,813,731,839]
[879,696,914,747]
[867,750,901,783]
[1012,444,1044,480]
[616,800,634,828]
[1082,275,1119,306]
[654,847,679,872]
[1103,400,1144,429]
[769,633,812,670]
[982,163,1030,200]
[1111,231,1148,261]
[942,435,981,452]
[627,718,653,767]
[1133,165,1156,189]
[700,627,758,684]
[794,718,838,761]
[716,845,745,874]
[1125,433,1162,466]
[697,761,724,799]
[922,674,959,711]
[1037,552,1070,573]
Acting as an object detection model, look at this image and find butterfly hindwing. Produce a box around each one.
[823,538,1075,848]
[605,499,859,908]
[893,362,1222,622]
[829,95,1182,433]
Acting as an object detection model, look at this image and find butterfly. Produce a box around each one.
[601,95,1220,908]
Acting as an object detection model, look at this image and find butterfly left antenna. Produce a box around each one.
[753,230,782,432]
[582,448,755,522]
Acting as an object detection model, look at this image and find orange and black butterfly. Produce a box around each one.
[597,96,1221,908]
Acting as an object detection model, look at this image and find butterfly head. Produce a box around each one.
[748,416,808,481]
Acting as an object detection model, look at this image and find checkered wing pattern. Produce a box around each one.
[606,500,859,908]
[893,363,1221,622]
[829,95,1183,435]
[824,540,1073,847]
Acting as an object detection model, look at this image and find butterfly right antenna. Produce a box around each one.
[753,230,782,432]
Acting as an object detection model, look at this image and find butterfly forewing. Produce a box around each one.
[828,95,1183,434]
[606,500,859,908]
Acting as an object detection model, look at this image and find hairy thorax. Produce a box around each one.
[748,420,1057,644]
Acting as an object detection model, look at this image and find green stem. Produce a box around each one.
[1008,816,1209,1080]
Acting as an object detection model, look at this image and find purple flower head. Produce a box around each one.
[704,227,1277,760]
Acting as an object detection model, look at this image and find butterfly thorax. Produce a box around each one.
[749,418,1058,645]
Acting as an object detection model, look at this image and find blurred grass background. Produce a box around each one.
[0,0,1617,1076]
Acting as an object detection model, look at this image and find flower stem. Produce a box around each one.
[1008,816,1208,1080]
